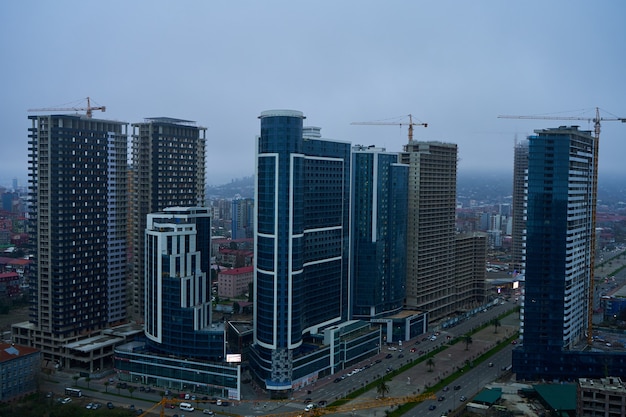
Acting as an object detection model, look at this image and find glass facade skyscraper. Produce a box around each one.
[251,111,351,391]
[513,126,600,380]
[350,146,407,319]
[144,207,222,360]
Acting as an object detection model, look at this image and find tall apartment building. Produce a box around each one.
[350,145,408,320]
[14,114,127,370]
[513,126,597,380]
[401,141,458,322]
[231,197,254,239]
[511,139,528,273]
[250,111,379,393]
[129,118,206,319]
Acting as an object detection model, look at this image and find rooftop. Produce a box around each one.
[0,343,38,362]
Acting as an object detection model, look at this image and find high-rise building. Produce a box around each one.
[14,114,127,370]
[511,139,528,273]
[231,197,254,239]
[114,210,240,399]
[250,111,377,393]
[144,207,221,359]
[455,233,487,310]
[350,145,407,320]
[401,141,458,322]
[513,126,597,380]
[129,118,206,319]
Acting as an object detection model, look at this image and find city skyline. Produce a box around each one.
[2,1,625,187]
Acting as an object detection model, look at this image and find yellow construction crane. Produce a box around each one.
[28,96,106,118]
[351,114,428,143]
[498,107,626,345]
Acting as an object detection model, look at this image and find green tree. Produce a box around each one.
[376,379,390,398]
[128,386,135,398]
[426,358,435,372]
[464,335,473,351]
[72,375,79,387]
[247,282,253,302]
[233,301,241,314]
[492,318,501,334]
[104,381,109,393]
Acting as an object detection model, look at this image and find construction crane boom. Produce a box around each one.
[28,96,106,118]
[498,107,626,346]
[351,114,427,142]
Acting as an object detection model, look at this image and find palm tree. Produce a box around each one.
[104,381,109,393]
[492,318,501,334]
[128,386,135,398]
[464,335,473,351]
[85,377,91,389]
[376,379,390,398]
[426,358,435,372]
[72,375,79,387]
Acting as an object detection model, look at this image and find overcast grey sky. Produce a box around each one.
[1,1,624,186]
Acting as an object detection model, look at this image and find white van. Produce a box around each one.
[180,402,195,412]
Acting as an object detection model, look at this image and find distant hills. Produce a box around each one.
[206,176,255,200]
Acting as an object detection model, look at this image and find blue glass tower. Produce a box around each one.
[145,207,223,360]
[513,126,600,379]
[252,111,351,391]
[351,146,408,319]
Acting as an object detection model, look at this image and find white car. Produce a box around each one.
[60,397,72,404]
[203,409,215,415]
[305,403,315,412]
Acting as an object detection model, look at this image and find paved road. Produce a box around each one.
[39,303,519,417]
[256,303,519,416]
